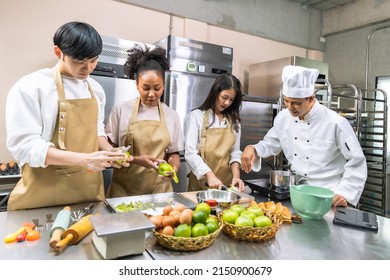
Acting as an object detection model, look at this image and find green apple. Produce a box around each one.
[222,209,239,224]
[240,210,256,221]
[253,216,272,228]
[247,206,264,217]
[230,204,246,215]
[235,216,254,227]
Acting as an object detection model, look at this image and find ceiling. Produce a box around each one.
[288,0,356,11]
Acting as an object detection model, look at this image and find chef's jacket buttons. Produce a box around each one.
[60,114,65,119]
[306,157,309,160]
[60,102,65,107]
[294,153,297,156]
[295,137,297,140]
[59,127,64,132]
[295,120,298,123]
[307,140,309,142]
[304,173,307,176]
[307,123,310,125]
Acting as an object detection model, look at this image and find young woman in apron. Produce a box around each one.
[184,73,245,192]
[6,22,127,210]
[105,45,184,197]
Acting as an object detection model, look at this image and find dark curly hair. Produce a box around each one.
[124,44,168,81]
[198,73,242,133]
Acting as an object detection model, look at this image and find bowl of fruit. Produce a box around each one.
[150,202,223,251]
[218,202,283,242]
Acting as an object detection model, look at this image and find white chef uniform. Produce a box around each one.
[250,65,367,206]
[6,64,106,168]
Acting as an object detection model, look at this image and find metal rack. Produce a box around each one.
[358,89,387,216]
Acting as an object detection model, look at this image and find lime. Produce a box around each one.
[174,224,191,237]
[240,210,256,221]
[235,216,254,227]
[247,206,264,217]
[254,216,272,228]
[192,210,208,224]
[191,223,209,237]
[206,216,218,224]
[222,209,239,224]
[230,204,246,215]
[195,202,211,216]
[206,221,219,233]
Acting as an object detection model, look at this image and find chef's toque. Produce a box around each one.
[282,65,319,98]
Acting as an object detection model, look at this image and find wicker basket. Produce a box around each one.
[218,210,283,242]
[153,219,223,251]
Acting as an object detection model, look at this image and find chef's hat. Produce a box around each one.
[282,65,319,98]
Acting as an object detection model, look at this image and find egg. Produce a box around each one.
[162,205,173,216]
[161,225,174,236]
[179,209,193,225]
[149,215,163,229]
[8,161,15,169]
[0,163,7,172]
[169,209,181,217]
[162,215,176,228]
[174,203,186,212]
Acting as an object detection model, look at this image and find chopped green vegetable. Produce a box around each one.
[115,201,155,212]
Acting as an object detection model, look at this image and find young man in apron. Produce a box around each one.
[184,73,245,192]
[6,22,128,210]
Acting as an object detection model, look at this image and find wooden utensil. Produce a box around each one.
[49,206,71,248]
[55,214,95,251]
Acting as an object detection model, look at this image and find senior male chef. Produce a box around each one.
[241,65,367,207]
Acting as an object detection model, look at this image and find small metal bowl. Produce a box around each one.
[196,189,241,209]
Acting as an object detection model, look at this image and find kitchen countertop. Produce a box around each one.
[1,190,390,260]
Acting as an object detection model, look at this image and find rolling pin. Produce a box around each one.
[55,214,95,251]
[49,206,71,248]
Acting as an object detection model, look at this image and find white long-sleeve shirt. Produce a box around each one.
[251,100,367,206]
[184,109,242,180]
[6,65,106,168]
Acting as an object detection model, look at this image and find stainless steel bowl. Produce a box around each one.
[196,189,241,209]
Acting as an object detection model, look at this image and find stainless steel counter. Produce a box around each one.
[0,202,152,260]
[1,191,390,260]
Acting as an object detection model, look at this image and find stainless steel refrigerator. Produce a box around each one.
[155,35,234,191]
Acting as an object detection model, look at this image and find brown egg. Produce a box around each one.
[161,225,174,236]
[179,209,193,225]
[162,205,173,216]
[0,163,7,172]
[169,209,181,217]
[8,161,15,169]
[174,203,186,212]
[162,216,176,228]
[149,215,163,229]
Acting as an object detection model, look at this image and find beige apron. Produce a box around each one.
[107,98,172,197]
[8,67,104,210]
[188,110,236,191]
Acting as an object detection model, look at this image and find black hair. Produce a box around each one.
[53,21,102,60]
[124,44,168,81]
[198,73,243,133]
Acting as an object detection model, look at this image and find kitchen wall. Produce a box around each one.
[0,0,320,162]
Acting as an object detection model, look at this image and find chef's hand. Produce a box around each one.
[333,194,348,207]
[231,178,245,192]
[84,150,127,172]
[205,172,223,189]
[132,155,163,169]
[241,145,258,173]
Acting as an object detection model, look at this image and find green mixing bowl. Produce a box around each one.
[290,185,334,219]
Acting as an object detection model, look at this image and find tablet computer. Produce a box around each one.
[333,207,378,232]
